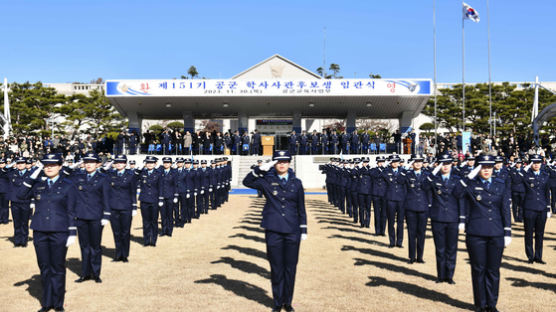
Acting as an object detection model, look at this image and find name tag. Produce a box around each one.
[271,183,279,186]
[475,187,483,191]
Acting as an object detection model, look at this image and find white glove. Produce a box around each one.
[70,160,83,169]
[132,210,137,217]
[548,211,553,218]
[103,161,113,171]
[301,234,308,241]
[468,165,482,179]
[158,201,163,207]
[194,192,197,196]
[432,165,441,176]
[186,193,190,199]
[209,188,213,192]
[137,188,141,194]
[259,160,277,172]
[504,236,512,247]
[30,203,35,210]
[66,235,76,247]
[173,197,178,203]
[101,219,109,226]
[458,223,465,232]
[200,190,205,194]
[217,185,220,189]
[30,162,44,180]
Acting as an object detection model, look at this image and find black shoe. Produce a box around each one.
[54,308,65,312]
[416,259,425,264]
[122,257,129,263]
[446,279,456,285]
[435,279,443,283]
[527,258,535,264]
[408,259,415,264]
[112,257,121,262]
[75,276,90,283]
[535,259,546,264]
[283,304,295,312]
[396,244,403,248]
[388,244,395,248]
[94,277,102,283]
[271,306,282,312]
[37,307,50,312]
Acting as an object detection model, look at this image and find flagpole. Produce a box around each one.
[433,0,438,153]
[462,1,466,132]
[487,0,493,137]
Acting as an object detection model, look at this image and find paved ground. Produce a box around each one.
[1,193,556,311]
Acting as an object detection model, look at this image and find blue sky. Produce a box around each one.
[1,0,554,83]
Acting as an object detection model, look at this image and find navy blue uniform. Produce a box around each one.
[510,167,526,222]
[349,167,360,223]
[522,169,551,262]
[455,175,511,311]
[159,167,178,236]
[243,166,307,310]
[402,169,430,262]
[0,166,9,224]
[18,174,77,311]
[288,134,298,155]
[381,167,407,246]
[358,165,373,228]
[371,166,387,235]
[70,171,111,279]
[138,169,163,246]
[425,172,464,282]
[8,168,33,246]
[108,169,137,260]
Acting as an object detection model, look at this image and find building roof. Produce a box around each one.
[232,54,321,80]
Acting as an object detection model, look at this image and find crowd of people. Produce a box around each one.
[0,153,233,312]
[320,151,554,312]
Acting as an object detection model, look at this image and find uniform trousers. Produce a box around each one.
[11,202,31,246]
[110,209,132,259]
[523,209,547,261]
[386,200,405,246]
[0,193,9,223]
[33,231,68,310]
[140,201,159,246]
[466,235,504,310]
[160,198,174,236]
[373,196,386,235]
[265,230,300,308]
[431,221,458,281]
[406,210,427,260]
[76,218,103,278]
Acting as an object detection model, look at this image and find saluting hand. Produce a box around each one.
[260,160,277,172]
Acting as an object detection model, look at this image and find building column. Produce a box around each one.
[345,111,356,133]
[238,112,248,135]
[128,112,142,134]
[305,118,315,132]
[399,111,413,134]
[222,119,231,133]
[183,111,195,134]
[292,112,301,133]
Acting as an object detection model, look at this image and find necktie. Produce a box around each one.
[87,174,91,182]
[20,171,23,176]
[281,177,287,185]
[118,172,123,177]
[48,180,53,189]
[484,180,490,190]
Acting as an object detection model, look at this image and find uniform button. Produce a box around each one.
[488,209,492,212]
[282,205,285,208]
[282,213,285,216]
[46,217,49,220]
[489,218,492,221]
